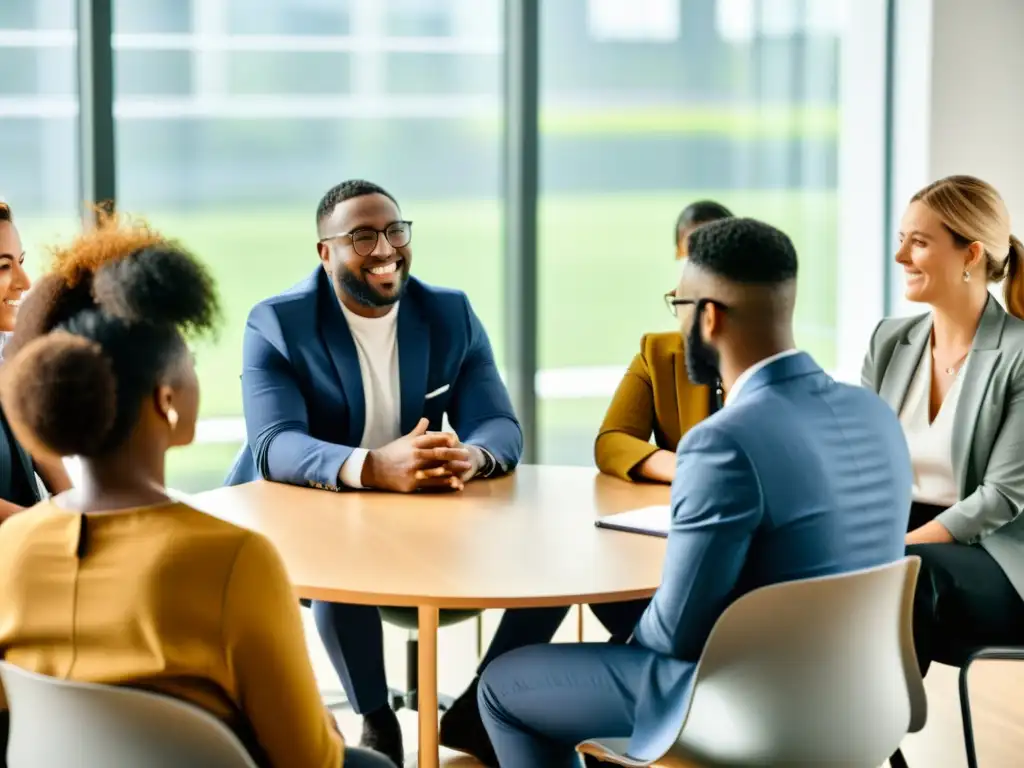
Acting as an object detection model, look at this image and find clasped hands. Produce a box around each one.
[361,418,484,493]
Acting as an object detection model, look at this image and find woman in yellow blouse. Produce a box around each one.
[0,216,392,768]
[595,200,732,482]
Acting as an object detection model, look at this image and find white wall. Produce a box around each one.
[890,0,1024,316]
[928,0,1024,216]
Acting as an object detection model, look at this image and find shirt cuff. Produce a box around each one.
[934,506,977,544]
[476,447,498,478]
[339,448,369,489]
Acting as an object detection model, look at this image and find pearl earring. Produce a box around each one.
[963,269,971,283]
[167,407,179,430]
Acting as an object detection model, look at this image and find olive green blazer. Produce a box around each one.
[595,332,712,481]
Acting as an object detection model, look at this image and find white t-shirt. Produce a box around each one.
[336,303,401,488]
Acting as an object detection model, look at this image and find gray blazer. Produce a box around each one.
[862,294,1024,599]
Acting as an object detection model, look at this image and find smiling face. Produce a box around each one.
[896,200,984,306]
[317,192,411,317]
[0,220,31,333]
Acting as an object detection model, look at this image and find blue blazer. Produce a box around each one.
[225,269,522,489]
[627,353,912,762]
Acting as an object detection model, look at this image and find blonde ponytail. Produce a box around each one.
[1005,234,1024,320]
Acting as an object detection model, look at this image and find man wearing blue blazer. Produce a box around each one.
[225,179,558,765]
[476,218,913,767]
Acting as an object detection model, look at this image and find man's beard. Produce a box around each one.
[336,263,409,308]
[684,312,721,387]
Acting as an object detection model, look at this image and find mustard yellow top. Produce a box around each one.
[595,332,713,480]
[0,500,343,768]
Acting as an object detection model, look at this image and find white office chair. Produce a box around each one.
[578,557,927,767]
[0,662,259,768]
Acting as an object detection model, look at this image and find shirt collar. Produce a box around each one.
[339,300,400,329]
[725,349,800,406]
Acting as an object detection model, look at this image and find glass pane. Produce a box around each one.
[0,0,79,281]
[113,0,504,491]
[538,0,851,465]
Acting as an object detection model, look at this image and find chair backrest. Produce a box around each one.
[673,557,926,767]
[0,662,259,768]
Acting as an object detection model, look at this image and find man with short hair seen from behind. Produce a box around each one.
[474,218,913,767]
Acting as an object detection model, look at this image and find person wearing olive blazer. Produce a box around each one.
[596,198,732,485]
[595,332,716,482]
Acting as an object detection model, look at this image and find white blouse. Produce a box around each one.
[899,349,967,507]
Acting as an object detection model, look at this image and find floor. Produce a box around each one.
[304,609,1024,768]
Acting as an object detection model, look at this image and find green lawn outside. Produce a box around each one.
[18,190,838,488]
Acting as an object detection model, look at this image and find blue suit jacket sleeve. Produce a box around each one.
[448,302,523,473]
[241,304,353,489]
[634,423,763,659]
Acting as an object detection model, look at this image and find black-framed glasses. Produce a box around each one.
[321,220,413,257]
[664,292,728,317]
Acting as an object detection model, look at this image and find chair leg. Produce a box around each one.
[888,747,909,768]
[394,633,456,713]
[954,647,1024,768]
[960,660,979,768]
[476,613,483,659]
[389,627,462,714]
[405,634,419,712]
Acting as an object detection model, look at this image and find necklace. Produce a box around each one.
[934,349,969,376]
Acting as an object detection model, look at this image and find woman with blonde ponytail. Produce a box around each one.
[862,175,1024,686]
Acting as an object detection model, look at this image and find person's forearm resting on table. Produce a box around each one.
[635,449,676,483]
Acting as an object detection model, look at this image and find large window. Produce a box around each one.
[0,0,79,279]
[15,0,890,485]
[536,0,875,464]
[112,0,504,491]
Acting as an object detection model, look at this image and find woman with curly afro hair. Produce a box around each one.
[0,214,393,768]
[0,200,71,521]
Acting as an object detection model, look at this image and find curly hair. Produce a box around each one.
[687,217,798,285]
[0,212,220,459]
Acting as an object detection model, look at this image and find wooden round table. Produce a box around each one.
[192,465,669,767]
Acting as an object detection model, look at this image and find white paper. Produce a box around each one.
[595,505,671,537]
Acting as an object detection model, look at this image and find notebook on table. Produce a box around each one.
[595,505,671,538]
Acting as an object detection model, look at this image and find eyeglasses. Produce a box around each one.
[664,292,728,317]
[320,220,413,257]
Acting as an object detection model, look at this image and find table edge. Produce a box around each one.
[294,586,658,609]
